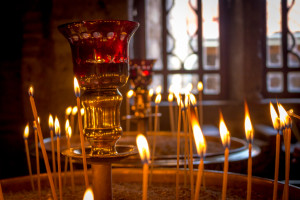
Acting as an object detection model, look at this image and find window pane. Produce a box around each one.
[167,74,199,94]
[266,0,282,68]
[203,73,220,95]
[149,74,164,93]
[146,0,163,70]
[166,0,198,70]
[266,72,284,93]
[287,0,300,68]
[202,0,220,70]
[288,72,300,92]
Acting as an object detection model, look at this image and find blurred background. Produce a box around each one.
[0,0,299,186]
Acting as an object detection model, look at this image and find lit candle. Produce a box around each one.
[191,111,206,200]
[136,134,150,200]
[55,117,63,200]
[168,93,175,134]
[65,106,72,121]
[182,95,188,187]
[23,124,35,191]
[190,94,199,120]
[270,103,280,200]
[49,114,57,188]
[33,120,41,198]
[28,87,57,200]
[155,86,162,131]
[63,120,70,186]
[176,96,182,200]
[197,81,203,127]
[278,104,292,200]
[126,90,134,132]
[244,101,254,200]
[74,77,89,188]
[72,106,78,135]
[148,89,154,132]
[83,187,94,200]
[219,111,231,200]
[67,126,75,192]
[149,93,161,183]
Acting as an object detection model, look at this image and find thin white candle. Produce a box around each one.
[49,114,57,188]
[55,117,63,200]
[23,124,35,191]
[33,120,41,198]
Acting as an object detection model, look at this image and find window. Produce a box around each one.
[265,0,300,97]
[140,0,226,99]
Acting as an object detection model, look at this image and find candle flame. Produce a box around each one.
[24,124,29,139]
[127,90,134,98]
[197,81,203,91]
[168,93,174,102]
[148,89,154,97]
[270,102,280,130]
[184,92,189,107]
[190,94,196,106]
[278,103,291,128]
[74,77,80,97]
[65,106,72,115]
[136,134,150,163]
[191,110,206,156]
[83,188,94,200]
[72,106,78,115]
[67,126,72,138]
[186,83,193,92]
[81,108,84,116]
[49,114,54,130]
[65,119,70,133]
[55,117,61,136]
[28,86,34,96]
[155,94,161,104]
[244,102,253,142]
[156,85,162,94]
[219,111,230,147]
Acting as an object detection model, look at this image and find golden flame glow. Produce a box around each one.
[244,102,253,142]
[72,106,78,115]
[24,124,29,139]
[219,111,230,147]
[37,117,40,124]
[270,102,280,130]
[81,108,84,116]
[65,106,72,115]
[148,89,154,97]
[184,92,189,107]
[190,94,196,106]
[55,117,61,136]
[156,85,162,94]
[278,103,291,128]
[74,77,80,97]
[49,114,53,130]
[197,81,203,91]
[127,90,134,98]
[168,93,174,102]
[65,119,70,133]
[186,83,193,92]
[191,116,206,156]
[155,94,162,104]
[28,86,34,96]
[83,188,94,200]
[67,126,72,138]
[136,134,150,163]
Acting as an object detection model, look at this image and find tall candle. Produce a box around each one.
[24,124,35,191]
[187,93,194,199]
[191,111,206,200]
[74,77,89,188]
[67,126,75,192]
[49,114,57,188]
[244,101,254,200]
[270,103,280,200]
[55,117,63,200]
[148,89,153,132]
[219,111,231,200]
[197,82,203,127]
[136,134,150,200]
[168,93,175,134]
[182,104,188,187]
[28,87,57,200]
[33,120,41,198]
[63,120,70,186]
[126,90,134,132]
[176,96,182,200]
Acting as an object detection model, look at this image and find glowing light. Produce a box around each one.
[65,106,72,116]
[278,103,291,128]
[136,134,150,163]
[197,82,203,91]
[24,124,29,139]
[81,108,84,116]
[168,93,174,102]
[28,87,34,96]
[49,114,54,130]
[55,117,61,136]
[190,94,196,106]
[191,115,206,156]
[127,90,134,98]
[156,86,162,94]
[270,102,280,130]
[83,188,94,200]
[74,77,80,97]
[67,126,72,138]
[219,111,230,147]
[244,102,253,142]
[148,89,154,97]
[65,119,70,133]
[155,94,162,104]
[72,106,78,115]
